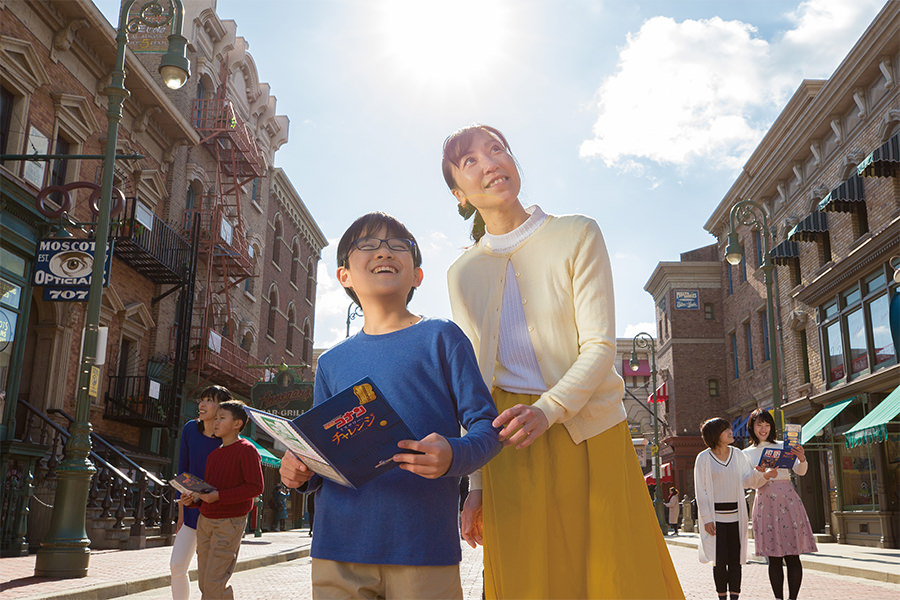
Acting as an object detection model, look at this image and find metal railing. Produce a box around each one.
[103,375,178,428]
[111,197,193,284]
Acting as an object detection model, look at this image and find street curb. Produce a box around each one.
[20,547,310,600]
[664,538,900,585]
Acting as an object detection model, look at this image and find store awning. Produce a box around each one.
[769,239,800,266]
[817,175,865,213]
[856,132,900,178]
[644,462,673,485]
[800,397,855,444]
[623,358,651,377]
[241,435,281,469]
[787,211,829,243]
[648,381,668,403]
[844,385,900,448]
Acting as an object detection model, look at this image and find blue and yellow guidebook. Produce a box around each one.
[245,377,417,489]
[757,424,802,469]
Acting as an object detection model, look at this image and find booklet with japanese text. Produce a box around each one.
[757,424,802,469]
[245,377,418,489]
[169,473,216,495]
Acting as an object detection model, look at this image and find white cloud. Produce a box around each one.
[623,321,657,339]
[580,1,886,171]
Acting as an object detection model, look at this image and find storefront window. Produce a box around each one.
[839,443,878,509]
[869,293,895,366]
[846,308,867,377]
[825,321,844,383]
[0,276,22,419]
[886,433,900,512]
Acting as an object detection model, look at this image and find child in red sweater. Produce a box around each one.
[182,400,263,600]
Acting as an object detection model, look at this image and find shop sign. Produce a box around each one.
[251,368,313,419]
[674,289,699,309]
[33,238,113,301]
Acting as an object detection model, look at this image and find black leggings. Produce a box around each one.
[712,521,741,597]
[768,555,802,599]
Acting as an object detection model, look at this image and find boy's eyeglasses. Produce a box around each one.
[350,237,416,253]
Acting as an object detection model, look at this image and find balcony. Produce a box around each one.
[111,198,192,284]
[192,98,264,182]
[104,375,177,428]
[188,327,258,394]
[183,203,253,280]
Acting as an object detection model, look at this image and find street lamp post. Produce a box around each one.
[34,0,189,578]
[724,199,782,437]
[346,302,363,338]
[630,332,668,535]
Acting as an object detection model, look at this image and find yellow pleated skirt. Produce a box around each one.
[482,389,684,600]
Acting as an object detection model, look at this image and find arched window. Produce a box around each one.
[240,330,253,352]
[272,217,283,265]
[290,242,300,285]
[244,244,259,295]
[267,286,279,339]
[303,320,312,365]
[286,304,296,352]
[305,258,316,303]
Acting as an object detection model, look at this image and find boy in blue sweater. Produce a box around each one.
[280,212,500,599]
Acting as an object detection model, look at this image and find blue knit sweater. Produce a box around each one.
[308,317,500,565]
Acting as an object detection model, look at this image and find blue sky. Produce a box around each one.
[96,0,888,349]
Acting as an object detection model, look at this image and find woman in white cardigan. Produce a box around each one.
[742,409,817,600]
[695,418,776,600]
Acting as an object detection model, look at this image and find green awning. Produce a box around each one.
[800,397,854,444]
[241,436,281,469]
[844,385,900,448]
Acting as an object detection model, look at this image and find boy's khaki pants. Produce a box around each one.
[311,558,462,599]
[196,513,247,600]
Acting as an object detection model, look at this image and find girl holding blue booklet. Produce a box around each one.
[742,409,818,600]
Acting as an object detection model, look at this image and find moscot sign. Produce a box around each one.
[250,368,313,419]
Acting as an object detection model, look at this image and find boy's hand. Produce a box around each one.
[179,492,198,506]
[460,490,484,548]
[494,404,549,449]
[394,433,452,479]
[198,490,219,504]
[280,451,313,488]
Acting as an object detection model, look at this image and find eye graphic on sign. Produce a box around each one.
[49,251,93,278]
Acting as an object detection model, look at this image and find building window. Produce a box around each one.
[290,243,300,285]
[739,253,747,282]
[306,258,315,303]
[251,177,259,203]
[272,218,283,265]
[726,262,733,295]
[789,260,801,288]
[730,333,739,379]
[245,245,258,295]
[704,302,714,320]
[760,309,770,362]
[48,135,70,206]
[818,264,897,387]
[708,379,719,396]
[0,86,14,156]
[303,321,312,365]
[267,287,278,339]
[286,305,295,352]
[754,230,763,267]
[745,322,754,371]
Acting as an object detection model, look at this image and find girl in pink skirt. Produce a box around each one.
[742,409,818,600]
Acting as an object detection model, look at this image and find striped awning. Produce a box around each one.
[787,211,829,243]
[856,133,900,178]
[769,239,800,266]
[817,174,865,213]
[844,385,900,448]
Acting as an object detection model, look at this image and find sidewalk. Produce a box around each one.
[665,531,900,585]
[0,529,312,600]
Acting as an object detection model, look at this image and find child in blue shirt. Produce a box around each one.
[280,212,500,599]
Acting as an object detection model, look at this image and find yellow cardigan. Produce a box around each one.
[447,213,626,446]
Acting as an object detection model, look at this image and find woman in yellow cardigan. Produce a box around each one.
[442,124,683,599]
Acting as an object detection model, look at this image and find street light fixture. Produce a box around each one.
[346,302,363,338]
[34,0,189,578]
[725,199,782,437]
[630,332,668,535]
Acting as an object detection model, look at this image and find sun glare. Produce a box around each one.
[377,0,513,88]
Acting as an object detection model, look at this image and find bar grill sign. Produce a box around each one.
[674,289,699,310]
[33,238,113,301]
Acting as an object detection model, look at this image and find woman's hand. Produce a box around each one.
[794,445,806,463]
[704,522,716,536]
[460,489,484,548]
[280,452,314,488]
[395,433,452,479]
[494,404,549,449]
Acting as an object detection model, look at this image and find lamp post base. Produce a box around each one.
[33,465,94,578]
